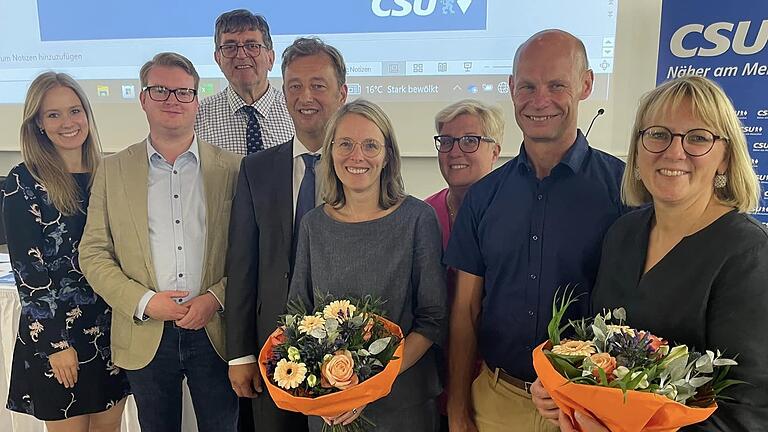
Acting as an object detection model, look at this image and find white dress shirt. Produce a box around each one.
[228,136,321,365]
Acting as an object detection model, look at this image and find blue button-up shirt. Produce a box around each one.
[135,137,207,318]
[445,130,625,382]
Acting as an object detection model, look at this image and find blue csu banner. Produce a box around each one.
[657,0,768,226]
[36,0,487,41]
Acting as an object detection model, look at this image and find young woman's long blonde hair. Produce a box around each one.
[20,72,102,215]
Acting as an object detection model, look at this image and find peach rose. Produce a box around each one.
[320,349,359,390]
[589,353,617,378]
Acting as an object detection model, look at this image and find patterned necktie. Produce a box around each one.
[241,106,264,154]
[294,153,321,239]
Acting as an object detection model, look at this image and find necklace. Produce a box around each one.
[446,191,457,220]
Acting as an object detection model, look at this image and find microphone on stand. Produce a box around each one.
[585,108,605,137]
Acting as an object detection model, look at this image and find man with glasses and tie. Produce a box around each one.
[195,9,294,155]
[225,37,348,432]
[80,52,241,432]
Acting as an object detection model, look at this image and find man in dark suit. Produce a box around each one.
[224,37,348,431]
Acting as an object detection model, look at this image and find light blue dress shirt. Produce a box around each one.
[135,137,207,319]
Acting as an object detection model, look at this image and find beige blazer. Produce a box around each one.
[80,139,241,370]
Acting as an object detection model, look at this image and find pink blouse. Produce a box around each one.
[424,188,451,250]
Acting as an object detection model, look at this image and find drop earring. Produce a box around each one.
[714,172,727,188]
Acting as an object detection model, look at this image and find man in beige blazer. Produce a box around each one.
[80,52,241,432]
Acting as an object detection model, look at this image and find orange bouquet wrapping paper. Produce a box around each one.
[258,316,404,417]
[532,342,717,432]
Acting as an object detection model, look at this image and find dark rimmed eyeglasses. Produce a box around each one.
[218,42,267,58]
[142,86,197,103]
[638,126,727,157]
[434,135,496,153]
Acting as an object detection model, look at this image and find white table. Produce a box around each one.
[1,284,199,432]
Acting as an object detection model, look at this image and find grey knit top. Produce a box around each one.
[288,195,447,411]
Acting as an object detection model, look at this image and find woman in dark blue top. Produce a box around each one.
[534,76,768,431]
[4,72,129,431]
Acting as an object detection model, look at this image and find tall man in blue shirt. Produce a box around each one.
[445,30,625,432]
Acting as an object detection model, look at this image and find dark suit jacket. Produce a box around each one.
[225,140,307,431]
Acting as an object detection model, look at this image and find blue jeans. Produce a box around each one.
[125,322,238,432]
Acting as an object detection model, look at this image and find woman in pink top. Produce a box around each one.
[425,99,504,248]
[425,99,503,431]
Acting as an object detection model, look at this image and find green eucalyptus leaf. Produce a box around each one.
[613,307,626,322]
[325,319,339,332]
[368,337,392,355]
[675,384,696,403]
[688,376,713,388]
[695,353,714,373]
[666,355,689,382]
[309,327,327,340]
[285,315,296,327]
[713,358,738,367]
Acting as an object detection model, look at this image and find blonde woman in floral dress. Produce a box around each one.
[3,72,129,431]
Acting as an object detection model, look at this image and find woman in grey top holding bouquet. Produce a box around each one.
[288,99,447,431]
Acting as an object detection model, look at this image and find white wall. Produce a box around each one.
[0,0,662,199]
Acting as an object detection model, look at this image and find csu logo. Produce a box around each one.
[744,126,764,133]
[371,0,473,16]
[670,20,768,58]
[758,109,768,117]
[754,142,768,150]
[735,110,748,117]
[372,0,438,16]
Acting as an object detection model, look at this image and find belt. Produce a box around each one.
[494,367,533,394]
[163,321,202,330]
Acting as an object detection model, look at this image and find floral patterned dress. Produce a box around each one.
[3,163,129,421]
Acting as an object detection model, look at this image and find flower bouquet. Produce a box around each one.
[532,289,743,432]
[258,294,403,431]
